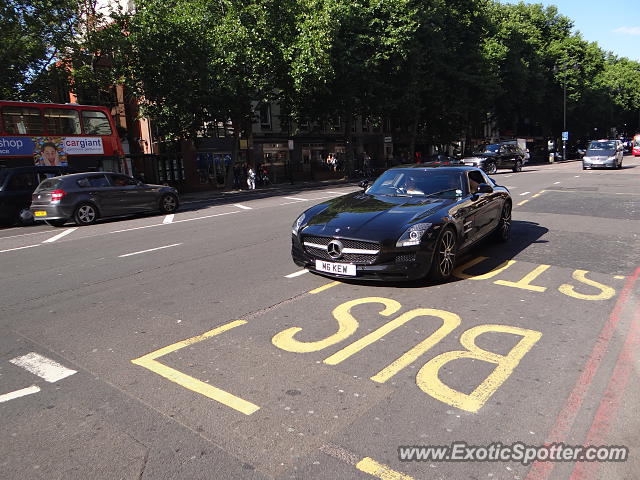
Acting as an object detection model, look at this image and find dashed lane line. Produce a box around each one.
[9,352,77,383]
[0,244,40,253]
[163,214,174,224]
[118,243,182,258]
[285,269,308,278]
[0,385,41,403]
[233,204,253,210]
[42,227,77,243]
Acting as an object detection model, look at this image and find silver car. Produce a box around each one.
[30,172,179,226]
[582,140,623,170]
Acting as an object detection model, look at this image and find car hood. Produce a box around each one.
[301,191,451,240]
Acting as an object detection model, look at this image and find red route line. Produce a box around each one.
[525,266,640,480]
[568,308,640,480]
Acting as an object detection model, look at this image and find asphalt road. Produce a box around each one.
[1,157,639,480]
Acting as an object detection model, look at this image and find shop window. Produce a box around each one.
[2,107,43,135]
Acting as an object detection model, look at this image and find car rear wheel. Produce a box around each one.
[74,203,98,226]
[494,201,512,242]
[512,160,523,172]
[159,193,179,214]
[429,227,457,282]
[17,208,35,226]
[45,219,67,227]
[484,161,497,175]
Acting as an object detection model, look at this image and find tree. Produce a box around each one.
[1,0,80,100]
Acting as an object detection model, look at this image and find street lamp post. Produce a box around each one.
[563,77,567,161]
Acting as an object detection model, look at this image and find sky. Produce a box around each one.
[509,0,640,61]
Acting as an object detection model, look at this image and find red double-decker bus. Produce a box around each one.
[0,100,125,171]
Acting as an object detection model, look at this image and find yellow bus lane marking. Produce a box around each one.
[309,280,341,294]
[320,443,414,480]
[516,189,545,206]
[356,457,414,480]
[453,256,621,301]
[131,319,260,415]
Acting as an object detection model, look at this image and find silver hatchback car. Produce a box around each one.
[30,172,179,226]
[582,140,623,170]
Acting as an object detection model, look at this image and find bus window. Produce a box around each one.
[44,108,81,135]
[82,110,113,135]
[1,107,44,135]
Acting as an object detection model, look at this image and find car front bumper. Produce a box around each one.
[583,159,617,168]
[291,234,436,282]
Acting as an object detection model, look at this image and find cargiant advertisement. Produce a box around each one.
[0,136,104,165]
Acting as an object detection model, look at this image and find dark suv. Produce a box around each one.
[463,142,527,174]
[0,165,75,226]
[30,171,179,226]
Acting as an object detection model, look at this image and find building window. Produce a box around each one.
[260,104,272,130]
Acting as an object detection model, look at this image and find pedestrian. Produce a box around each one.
[233,164,241,189]
[247,164,256,190]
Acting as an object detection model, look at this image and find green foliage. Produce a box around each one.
[0,0,79,100]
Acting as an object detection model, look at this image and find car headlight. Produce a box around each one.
[607,156,616,161]
[292,213,306,236]
[396,223,433,247]
[583,156,591,161]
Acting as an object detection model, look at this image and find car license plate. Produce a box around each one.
[315,260,356,276]
[34,211,47,217]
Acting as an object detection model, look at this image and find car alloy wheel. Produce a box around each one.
[496,202,512,242]
[74,203,97,225]
[160,194,178,213]
[431,228,456,281]
[484,162,497,175]
[512,160,522,172]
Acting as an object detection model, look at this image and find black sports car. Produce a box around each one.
[291,166,512,282]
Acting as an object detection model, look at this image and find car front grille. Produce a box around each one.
[302,235,380,265]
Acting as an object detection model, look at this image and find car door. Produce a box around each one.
[466,170,499,240]
[79,174,118,216]
[2,171,38,220]
[107,173,146,213]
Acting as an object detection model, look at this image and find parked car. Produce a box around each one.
[463,142,527,174]
[419,153,464,167]
[291,165,511,282]
[30,172,179,226]
[0,165,75,226]
[582,139,623,170]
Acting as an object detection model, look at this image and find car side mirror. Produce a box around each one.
[359,180,369,190]
[477,183,493,194]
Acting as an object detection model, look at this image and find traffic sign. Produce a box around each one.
[562,131,569,141]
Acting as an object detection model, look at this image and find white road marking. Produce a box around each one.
[0,244,40,253]
[575,175,580,177]
[0,385,41,403]
[118,243,182,258]
[285,269,308,278]
[233,204,252,210]
[520,191,531,196]
[163,214,174,224]
[42,227,77,243]
[0,230,57,241]
[554,181,561,184]
[284,196,308,201]
[506,186,514,189]
[172,211,240,224]
[10,353,77,383]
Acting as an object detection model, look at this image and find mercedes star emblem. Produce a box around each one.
[327,240,344,259]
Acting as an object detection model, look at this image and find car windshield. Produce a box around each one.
[588,141,615,150]
[36,178,61,191]
[367,170,464,198]
[476,144,499,154]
